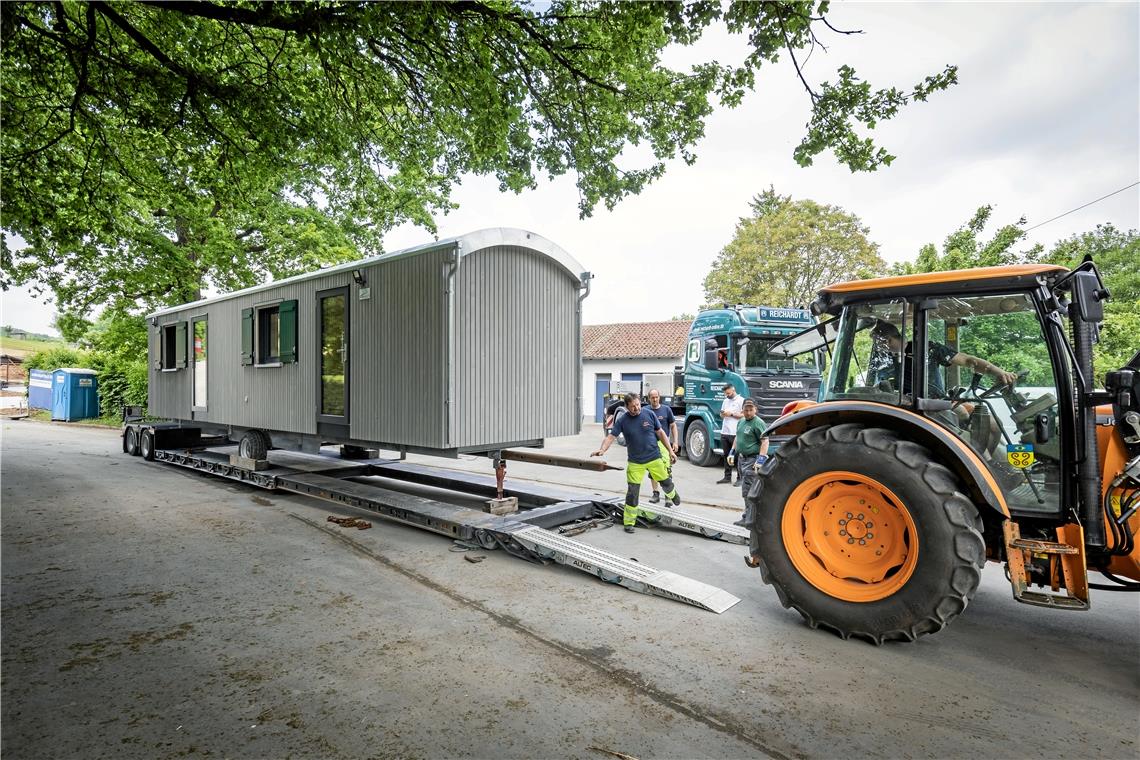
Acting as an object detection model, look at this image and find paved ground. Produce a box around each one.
[2,420,1137,759]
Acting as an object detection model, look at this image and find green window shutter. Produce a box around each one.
[175,321,188,368]
[241,308,254,366]
[279,299,298,364]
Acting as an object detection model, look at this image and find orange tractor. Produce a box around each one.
[745,261,1140,642]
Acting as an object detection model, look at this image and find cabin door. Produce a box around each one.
[316,287,349,436]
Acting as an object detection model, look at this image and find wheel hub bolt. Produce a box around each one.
[859,539,866,546]
[866,532,874,539]
[847,538,855,544]
[839,530,847,536]
[875,550,882,556]
[846,512,853,519]
[857,513,864,520]
[839,519,847,526]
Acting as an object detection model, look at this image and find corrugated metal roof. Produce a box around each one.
[149,228,588,318]
[582,321,691,360]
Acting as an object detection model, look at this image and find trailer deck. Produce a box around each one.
[142,438,742,613]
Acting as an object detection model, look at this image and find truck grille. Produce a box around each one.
[745,378,820,424]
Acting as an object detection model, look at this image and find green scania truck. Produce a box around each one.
[679,305,823,465]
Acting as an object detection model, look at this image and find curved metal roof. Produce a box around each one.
[150,228,588,317]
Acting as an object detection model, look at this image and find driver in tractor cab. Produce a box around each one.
[867,320,1017,458]
[867,320,1018,398]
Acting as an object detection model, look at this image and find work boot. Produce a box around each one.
[671,493,681,506]
[733,480,741,487]
[733,515,749,527]
[716,476,731,484]
[624,525,635,534]
[649,492,660,504]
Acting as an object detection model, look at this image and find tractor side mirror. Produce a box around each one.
[1071,270,1108,323]
[1035,413,1052,444]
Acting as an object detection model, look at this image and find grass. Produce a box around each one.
[0,335,67,357]
[23,408,121,428]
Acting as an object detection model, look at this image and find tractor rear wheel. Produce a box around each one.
[751,423,985,643]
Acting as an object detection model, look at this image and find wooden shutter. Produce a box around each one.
[241,308,254,365]
[175,321,188,368]
[279,299,298,364]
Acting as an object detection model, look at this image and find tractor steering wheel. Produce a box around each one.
[970,370,1029,401]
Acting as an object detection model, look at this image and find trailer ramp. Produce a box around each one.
[276,473,740,614]
[508,526,740,614]
[644,507,750,545]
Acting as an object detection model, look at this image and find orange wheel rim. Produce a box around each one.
[781,471,919,603]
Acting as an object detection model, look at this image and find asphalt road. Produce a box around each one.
[3,420,1137,759]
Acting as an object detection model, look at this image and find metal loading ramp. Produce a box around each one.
[274,473,740,614]
[507,526,741,614]
[645,507,750,545]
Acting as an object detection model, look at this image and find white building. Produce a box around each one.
[580,320,691,422]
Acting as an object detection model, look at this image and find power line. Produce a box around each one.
[1024,181,1139,233]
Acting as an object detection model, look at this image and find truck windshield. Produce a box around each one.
[735,336,819,374]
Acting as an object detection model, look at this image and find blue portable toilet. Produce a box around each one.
[28,369,53,409]
[51,368,100,421]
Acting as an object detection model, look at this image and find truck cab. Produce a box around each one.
[682,306,822,466]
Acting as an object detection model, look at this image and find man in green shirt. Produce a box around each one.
[728,399,769,527]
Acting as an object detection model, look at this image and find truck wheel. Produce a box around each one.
[139,429,156,461]
[684,420,716,467]
[751,423,985,643]
[124,427,140,456]
[238,430,269,460]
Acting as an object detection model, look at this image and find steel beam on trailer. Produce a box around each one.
[367,461,611,507]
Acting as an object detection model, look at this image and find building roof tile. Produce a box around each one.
[582,321,692,360]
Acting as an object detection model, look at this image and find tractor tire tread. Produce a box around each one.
[752,423,985,645]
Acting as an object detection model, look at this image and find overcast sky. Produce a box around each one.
[5,1,1138,335]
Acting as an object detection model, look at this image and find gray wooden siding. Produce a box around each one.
[348,247,449,447]
[450,246,580,447]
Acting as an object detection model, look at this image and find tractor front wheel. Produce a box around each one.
[751,423,985,643]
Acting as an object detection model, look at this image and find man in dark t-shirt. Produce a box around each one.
[869,321,1017,398]
[591,393,680,533]
[645,389,679,504]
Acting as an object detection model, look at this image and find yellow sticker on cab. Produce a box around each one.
[1007,443,1035,469]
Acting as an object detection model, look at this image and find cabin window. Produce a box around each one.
[242,300,298,367]
[258,305,281,364]
[160,321,187,370]
[192,318,207,409]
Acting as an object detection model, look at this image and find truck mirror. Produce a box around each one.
[1071,270,1107,323]
[1035,413,1052,444]
[703,349,720,372]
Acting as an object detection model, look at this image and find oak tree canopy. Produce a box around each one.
[1,1,957,314]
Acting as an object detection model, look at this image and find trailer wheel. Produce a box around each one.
[139,429,156,461]
[238,430,269,460]
[751,423,985,643]
[684,419,716,467]
[124,426,140,456]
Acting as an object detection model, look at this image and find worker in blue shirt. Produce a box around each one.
[591,392,681,533]
[645,388,679,504]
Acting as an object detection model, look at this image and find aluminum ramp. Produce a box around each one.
[276,473,740,614]
[645,506,750,545]
[508,526,740,614]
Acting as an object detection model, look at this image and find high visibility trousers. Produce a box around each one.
[624,457,677,526]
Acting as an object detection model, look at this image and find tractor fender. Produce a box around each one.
[766,400,1010,519]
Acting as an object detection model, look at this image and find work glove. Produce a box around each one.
[726,452,735,467]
